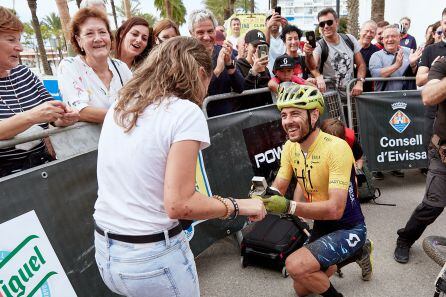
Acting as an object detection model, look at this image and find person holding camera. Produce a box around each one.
[265,10,287,76]
[236,29,271,90]
[258,83,371,297]
[399,17,417,50]
[394,57,446,264]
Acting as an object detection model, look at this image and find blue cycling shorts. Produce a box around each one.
[305,222,367,270]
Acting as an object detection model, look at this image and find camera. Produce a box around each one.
[274,6,281,15]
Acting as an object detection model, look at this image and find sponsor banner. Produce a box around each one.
[356,91,428,171]
[0,211,77,297]
[224,13,266,36]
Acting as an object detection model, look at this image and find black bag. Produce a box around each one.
[241,214,309,277]
[356,164,380,203]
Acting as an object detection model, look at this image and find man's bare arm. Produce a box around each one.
[422,78,446,105]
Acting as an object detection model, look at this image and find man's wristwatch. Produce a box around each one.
[248,68,261,78]
[225,60,236,70]
[357,77,365,82]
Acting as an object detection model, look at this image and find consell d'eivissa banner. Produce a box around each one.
[376,134,427,163]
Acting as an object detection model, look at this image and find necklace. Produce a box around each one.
[0,72,25,114]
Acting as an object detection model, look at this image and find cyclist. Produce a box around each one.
[260,83,372,297]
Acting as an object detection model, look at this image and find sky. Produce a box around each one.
[0,0,269,36]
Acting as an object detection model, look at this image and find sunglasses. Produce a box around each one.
[319,20,334,28]
[436,30,443,35]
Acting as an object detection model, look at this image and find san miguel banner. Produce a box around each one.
[0,211,77,297]
[356,91,428,171]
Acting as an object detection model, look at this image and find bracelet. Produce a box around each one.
[287,200,297,215]
[213,195,231,219]
[226,197,239,220]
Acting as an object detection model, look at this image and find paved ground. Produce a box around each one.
[195,169,446,297]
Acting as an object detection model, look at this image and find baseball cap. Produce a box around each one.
[244,29,268,46]
[273,54,295,71]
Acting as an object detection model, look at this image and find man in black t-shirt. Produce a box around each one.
[359,20,380,92]
[394,57,446,264]
[416,8,446,153]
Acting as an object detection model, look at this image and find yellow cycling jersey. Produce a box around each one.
[277,131,355,202]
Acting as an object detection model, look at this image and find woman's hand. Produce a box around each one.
[54,105,80,127]
[236,198,267,222]
[26,101,67,124]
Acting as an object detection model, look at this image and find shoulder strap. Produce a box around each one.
[110,59,124,87]
[318,38,329,74]
[339,33,355,52]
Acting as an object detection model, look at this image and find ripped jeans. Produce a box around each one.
[94,229,199,297]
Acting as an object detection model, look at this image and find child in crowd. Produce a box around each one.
[268,54,316,94]
[321,118,364,170]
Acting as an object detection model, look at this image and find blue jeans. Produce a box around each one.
[94,228,199,297]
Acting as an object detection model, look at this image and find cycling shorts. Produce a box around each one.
[305,223,367,270]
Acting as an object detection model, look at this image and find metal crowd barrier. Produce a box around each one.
[345,77,417,132]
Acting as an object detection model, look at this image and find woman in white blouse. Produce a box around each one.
[94,37,266,296]
[58,8,132,123]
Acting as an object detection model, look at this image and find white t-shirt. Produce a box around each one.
[228,35,240,50]
[94,97,210,235]
[57,55,132,110]
[268,34,286,76]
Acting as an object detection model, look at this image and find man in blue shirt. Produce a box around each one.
[399,17,417,50]
[188,9,244,116]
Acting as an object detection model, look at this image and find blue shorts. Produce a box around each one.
[305,222,367,270]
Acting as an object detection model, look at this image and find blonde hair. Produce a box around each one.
[114,36,212,132]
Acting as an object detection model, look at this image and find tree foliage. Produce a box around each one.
[204,0,257,25]
[154,0,186,26]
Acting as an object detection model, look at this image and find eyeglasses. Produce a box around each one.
[436,31,443,35]
[319,20,334,28]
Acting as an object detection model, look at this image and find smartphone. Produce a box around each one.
[305,31,317,48]
[257,44,269,59]
[274,6,281,15]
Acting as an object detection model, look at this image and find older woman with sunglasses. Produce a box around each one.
[115,17,152,70]
[58,8,132,123]
[0,6,79,177]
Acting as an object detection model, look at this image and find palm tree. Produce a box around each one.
[116,0,142,18]
[371,0,385,22]
[123,0,131,19]
[347,0,359,38]
[205,0,256,24]
[55,0,71,52]
[109,0,118,29]
[27,0,52,75]
[154,0,186,26]
[271,0,277,9]
[43,13,65,60]
[137,13,158,26]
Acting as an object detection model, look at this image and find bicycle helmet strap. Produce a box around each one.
[297,110,316,144]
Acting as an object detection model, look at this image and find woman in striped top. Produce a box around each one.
[0,6,79,178]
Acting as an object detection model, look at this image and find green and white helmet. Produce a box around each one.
[276,83,324,115]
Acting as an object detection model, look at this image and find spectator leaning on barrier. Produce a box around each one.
[93,37,266,297]
[227,17,241,50]
[188,9,243,97]
[115,17,152,70]
[369,25,422,92]
[265,12,287,76]
[394,56,446,264]
[374,20,389,50]
[153,18,180,45]
[58,8,132,124]
[359,20,380,92]
[281,25,310,79]
[304,8,366,97]
[399,17,417,50]
[0,6,79,178]
[236,29,270,90]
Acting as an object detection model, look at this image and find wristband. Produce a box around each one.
[227,197,239,220]
[287,200,297,215]
[213,195,231,219]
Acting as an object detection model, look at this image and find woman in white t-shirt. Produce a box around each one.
[93,36,266,297]
[58,8,132,123]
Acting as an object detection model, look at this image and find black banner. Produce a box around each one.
[356,91,428,171]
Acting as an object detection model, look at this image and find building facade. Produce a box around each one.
[278,0,348,32]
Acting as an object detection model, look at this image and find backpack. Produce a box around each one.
[318,33,355,74]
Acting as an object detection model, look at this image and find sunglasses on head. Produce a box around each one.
[319,20,334,28]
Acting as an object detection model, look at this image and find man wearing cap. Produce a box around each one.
[268,54,309,94]
[236,29,271,89]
